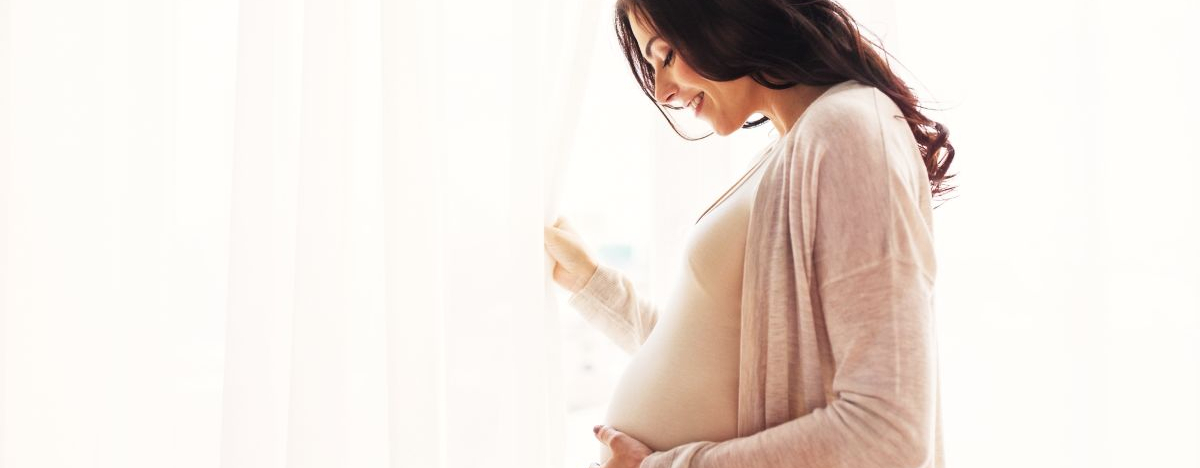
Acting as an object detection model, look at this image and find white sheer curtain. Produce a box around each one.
[0,0,598,467]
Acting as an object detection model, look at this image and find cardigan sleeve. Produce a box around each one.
[638,90,939,468]
[567,263,660,355]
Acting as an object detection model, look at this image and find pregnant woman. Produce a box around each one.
[543,0,956,467]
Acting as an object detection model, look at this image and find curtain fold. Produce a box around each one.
[220,0,598,466]
[1,0,597,467]
[382,0,448,466]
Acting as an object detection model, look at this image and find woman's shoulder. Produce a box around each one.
[793,80,897,143]
[767,81,923,186]
[783,81,918,171]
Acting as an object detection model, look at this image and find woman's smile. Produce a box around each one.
[691,92,705,118]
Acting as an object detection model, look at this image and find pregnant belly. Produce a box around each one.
[598,311,741,461]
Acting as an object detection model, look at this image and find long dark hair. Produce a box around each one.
[615,0,957,203]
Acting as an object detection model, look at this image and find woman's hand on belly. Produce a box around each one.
[590,424,651,468]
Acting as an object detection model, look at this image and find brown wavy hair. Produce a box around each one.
[615,0,958,204]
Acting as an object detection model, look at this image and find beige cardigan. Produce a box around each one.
[568,80,944,468]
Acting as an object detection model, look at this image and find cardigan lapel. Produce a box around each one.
[737,129,838,435]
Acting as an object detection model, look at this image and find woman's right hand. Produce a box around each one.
[543,216,599,294]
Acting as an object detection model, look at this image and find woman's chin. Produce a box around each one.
[711,121,736,136]
[705,115,740,136]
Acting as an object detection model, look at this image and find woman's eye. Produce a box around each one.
[662,50,675,67]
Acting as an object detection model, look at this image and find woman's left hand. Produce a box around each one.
[588,424,652,468]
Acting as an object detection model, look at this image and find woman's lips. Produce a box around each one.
[693,93,705,117]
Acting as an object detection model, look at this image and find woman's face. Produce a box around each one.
[627,12,762,136]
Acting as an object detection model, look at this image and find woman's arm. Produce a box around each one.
[545,217,660,354]
[568,263,660,355]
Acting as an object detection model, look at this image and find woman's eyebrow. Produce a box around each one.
[643,36,661,61]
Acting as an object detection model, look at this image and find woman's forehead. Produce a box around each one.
[627,12,660,58]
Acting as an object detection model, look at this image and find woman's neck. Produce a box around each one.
[759,83,836,136]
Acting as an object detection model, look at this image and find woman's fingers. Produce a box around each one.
[544,225,573,257]
[595,425,621,447]
[545,216,598,293]
[543,225,561,249]
[555,216,580,235]
[590,424,651,468]
[544,222,583,262]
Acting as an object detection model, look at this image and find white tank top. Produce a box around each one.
[600,146,778,458]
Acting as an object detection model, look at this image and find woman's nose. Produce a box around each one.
[654,79,679,107]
